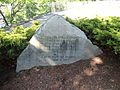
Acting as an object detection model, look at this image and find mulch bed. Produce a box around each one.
[0,48,120,90]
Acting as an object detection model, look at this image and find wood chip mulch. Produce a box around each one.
[0,49,120,90]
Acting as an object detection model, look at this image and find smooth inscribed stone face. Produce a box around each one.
[16,14,102,72]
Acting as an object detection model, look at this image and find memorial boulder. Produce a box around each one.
[16,14,102,72]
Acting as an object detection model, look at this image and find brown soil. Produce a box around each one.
[0,48,120,90]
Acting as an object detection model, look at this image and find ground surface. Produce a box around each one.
[55,1,120,19]
[0,48,120,90]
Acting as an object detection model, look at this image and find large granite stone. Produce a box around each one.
[16,14,102,72]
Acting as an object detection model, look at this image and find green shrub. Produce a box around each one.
[66,16,120,55]
[0,21,40,57]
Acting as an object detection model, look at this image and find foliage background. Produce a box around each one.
[0,0,96,25]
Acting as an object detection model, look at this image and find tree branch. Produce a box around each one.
[0,10,9,26]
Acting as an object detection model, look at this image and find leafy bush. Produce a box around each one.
[66,16,120,55]
[0,21,40,57]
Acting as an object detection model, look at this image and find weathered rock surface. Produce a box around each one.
[16,14,102,72]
